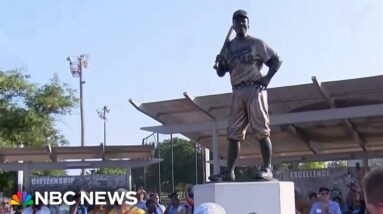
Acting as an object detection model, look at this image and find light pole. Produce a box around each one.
[97,106,110,146]
[67,54,89,175]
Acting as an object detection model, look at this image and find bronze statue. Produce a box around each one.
[209,9,282,182]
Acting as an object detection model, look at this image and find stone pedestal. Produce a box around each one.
[194,181,295,214]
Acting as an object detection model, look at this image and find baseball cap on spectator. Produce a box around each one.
[194,203,226,214]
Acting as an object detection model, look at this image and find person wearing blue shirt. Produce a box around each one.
[310,187,342,214]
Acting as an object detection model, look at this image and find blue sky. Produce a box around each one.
[1,0,382,149]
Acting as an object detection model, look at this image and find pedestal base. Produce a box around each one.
[194,181,295,214]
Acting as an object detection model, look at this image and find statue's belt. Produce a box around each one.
[232,81,262,90]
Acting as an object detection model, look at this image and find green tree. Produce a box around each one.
[327,160,347,168]
[0,69,77,190]
[89,168,128,175]
[93,138,204,194]
[275,162,327,171]
[0,171,16,196]
[0,70,77,147]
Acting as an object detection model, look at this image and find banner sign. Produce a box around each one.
[30,175,130,193]
[276,167,362,202]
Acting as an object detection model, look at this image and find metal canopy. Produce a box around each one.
[0,159,161,171]
[0,144,157,169]
[131,75,383,165]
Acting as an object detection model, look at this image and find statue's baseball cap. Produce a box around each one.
[233,9,248,19]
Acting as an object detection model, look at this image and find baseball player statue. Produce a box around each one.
[209,9,282,182]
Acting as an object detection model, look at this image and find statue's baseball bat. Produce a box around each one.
[213,26,234,70]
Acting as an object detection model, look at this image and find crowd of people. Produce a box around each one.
[1,167,383,214]
[295,167,383,214]
[0,186,195,214]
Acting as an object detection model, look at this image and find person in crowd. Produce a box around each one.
[135,190,147,211]
[184,185,194,214]
[363,167,383,214]
[47,205,60,214]
[309,192,319,206]
[108,202,145,214]
[108,188,145,214]
[146,199,158,214]
[69,191,88,214]
[333,196,347,214]
[309,187,342,214]
[23,204,51,214]
[347,196,365,214]
[346,183,365,213]
[164,193,186,214]
[1,198,13,214]
[90,205,108,214]
[148,193,165,214]
[295,190,309,214]
[193,203,226,214]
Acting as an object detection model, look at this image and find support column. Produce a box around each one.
[205,148,210,183]
[170,134,174,193]
[363,152,369,172]
[18,144,24,192]
[212,122,220,175]
[126,168,132,190]
[23,163,31,192]
[157,133,161,196]
[17,169,23,192]
[195,143,198,184]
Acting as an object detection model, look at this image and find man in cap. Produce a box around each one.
[210,9,282,182]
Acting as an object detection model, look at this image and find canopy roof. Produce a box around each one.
[0,145,158,170]
[131,75,383,164]
[0,144,154,162]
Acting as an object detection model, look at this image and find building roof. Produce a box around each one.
[131,75,383,165]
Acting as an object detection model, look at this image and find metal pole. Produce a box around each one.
[204,148,210,183]
[202,146,205,183]
[143,167,147,191]
[126,168,132,190]
[24,163,31,192]
[157,133,161,196]
[103,106,107,146]
[212,122,220,175]
[79,59,85,176]
[17,144,24,192]
[171,134,174,193]
[195,143,198,184]
[363,151,369,173]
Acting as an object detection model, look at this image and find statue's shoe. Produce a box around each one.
[254,167,274,181]
[208,171,235,182]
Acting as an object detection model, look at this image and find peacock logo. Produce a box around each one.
[10,191,34,207]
